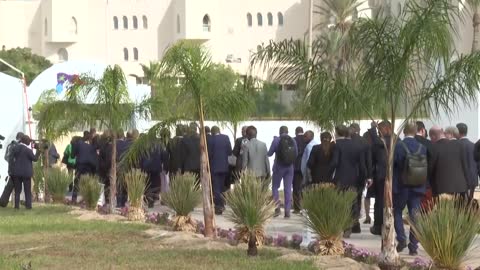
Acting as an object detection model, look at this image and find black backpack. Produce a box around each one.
[277,136,296,165]
[400,142,427,187]
[4,141,17,164]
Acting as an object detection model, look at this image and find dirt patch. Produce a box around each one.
[279,253,380,270]
[69,208,128,222]
[145,229,234,250]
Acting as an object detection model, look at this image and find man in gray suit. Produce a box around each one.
[242,126,270,180]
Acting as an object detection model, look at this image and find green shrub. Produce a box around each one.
[123,169,148,209]
[79,175,102,210]
[162,173,201,232]
[410,197,480,269]
[224,171,276,256]
[45,168,71,203]
[302,183,356,255]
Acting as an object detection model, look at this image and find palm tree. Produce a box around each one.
[467,0,480,52]
[313,0,364,33]
[252,0,480,266]
[141,61,162,96]
[125,42,254,238]
[37,65,134,213]
[223,171,276,256]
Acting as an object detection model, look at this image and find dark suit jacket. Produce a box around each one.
[414,135,432,151]
[12,144,39,178]
[307,143,335,184]
[393,137,427,194]
[369,128,391,182]
[330,138,366,188]
[233,137,247,170]
[48,144,60,166]
[207,134,232,174]
[142,144,164,174]
[181,134,201,172]
[294,135,306,172]
[98,141,112,178]
[72,140,98,168]
[428,139,469,194]
[458,138,479,189]
[168,136,184,173]
[351,133,372,180]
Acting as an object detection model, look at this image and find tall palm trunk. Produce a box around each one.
[379,122,400,266]
[247,231,258,256]
[110,134,117,214]
[198,98,215,237]
[473,9,480,52]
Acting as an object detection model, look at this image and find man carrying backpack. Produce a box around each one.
[1,132,24,207]
[393,122,428,256]
[268,126,298,218]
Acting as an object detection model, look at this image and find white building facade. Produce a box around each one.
[0,0,315,80]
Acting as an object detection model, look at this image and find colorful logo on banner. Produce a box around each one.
[56,73,83,94]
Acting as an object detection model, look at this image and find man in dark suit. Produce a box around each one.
[330,125,368,236]
[428,127,469,196]
[456,123,478,201]
[141,140,164,208]
[72,131,98,203]
[368,121,392,235]
[415,121,432,150]
[11,135,41,209]
[168,125,185,178]
[207,126,232,215]
[350,123,373,225]
[293,126,306,213]
[232,126,248,180]
[393,123,427,256]
[181,123,201,176]
[115,130,130,207]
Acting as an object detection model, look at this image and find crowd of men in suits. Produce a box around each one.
[5,120,478,257]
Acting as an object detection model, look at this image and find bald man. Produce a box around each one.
[428,126,469,197]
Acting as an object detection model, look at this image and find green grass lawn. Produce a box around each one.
[0,205,316,270]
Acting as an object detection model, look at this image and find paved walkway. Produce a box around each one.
[150,203,480,268]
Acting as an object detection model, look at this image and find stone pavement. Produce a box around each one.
[150,203,480,268]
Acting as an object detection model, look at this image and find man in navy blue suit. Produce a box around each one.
[207,126,232,215]
[72,131,98,203]
[393,122,427,256]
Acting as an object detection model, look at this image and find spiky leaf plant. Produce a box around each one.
[78,175,102,210]
[302,183,356,255]
[45,168,71,203]
[123,169,148,221]
[162,173,202,231]
[410,197,480,270]
[224,171,276,256]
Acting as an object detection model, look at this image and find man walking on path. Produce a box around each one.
[293,127,306,213]
[268,126,298,218]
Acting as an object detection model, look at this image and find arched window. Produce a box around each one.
[177,14,181,33]
[58,48,68,62]
[133,48,138,61]
[123,48,129,61]
[44,18,48,36]
[257,13,263,26]
[142,15,148,29]
[123,16,128,29]
[247,13,252,27]
[133,16,138,29]
[267,12,273,26]
[202,14,211,32]
[113,16,118,29]
[277,12,284,26]
[70,17,78,34]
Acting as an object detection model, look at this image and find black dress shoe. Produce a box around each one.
[363,217,371,224]
[396,241,407,252]
[370,226,382,236]
[409,249,418,256]
[274,208,281,217]
[215,209,223,215]
[352,222,361,234]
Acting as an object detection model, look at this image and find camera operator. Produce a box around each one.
[4,132,24,177]
[11,135,40,209]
